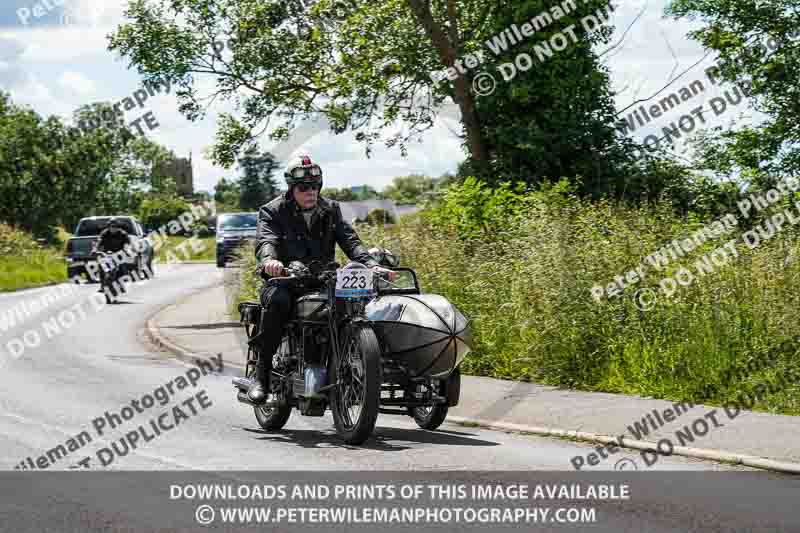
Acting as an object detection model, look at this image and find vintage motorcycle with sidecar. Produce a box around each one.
[232,249,471,445]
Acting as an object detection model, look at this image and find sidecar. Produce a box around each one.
[367,268,471,424]
[367,292,471,379]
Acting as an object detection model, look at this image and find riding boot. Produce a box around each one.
[247,359,271,404]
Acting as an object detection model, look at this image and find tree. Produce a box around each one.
[321,187,356,201]
[352,185,382,200]
[138,195,191,233]
[214,177,240,207]
[383,174,435,203]
[667,0,800,182]
[107,0,637,188]
[0,93,122,238]
[237,146,280,209]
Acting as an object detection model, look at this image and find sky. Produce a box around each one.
[0,0,760,194]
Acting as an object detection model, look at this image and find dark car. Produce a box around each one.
[216,212,257,268]
[65,216,154,281]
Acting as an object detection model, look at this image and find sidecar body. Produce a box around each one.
[366,293,471,379]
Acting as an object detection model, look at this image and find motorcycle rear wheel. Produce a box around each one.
[330,324,381,445]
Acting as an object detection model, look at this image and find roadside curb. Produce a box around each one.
[446,416,800,475]
[143,287,800,476]
[143,283,243,372]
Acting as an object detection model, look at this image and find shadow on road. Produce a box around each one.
[240,425,500,451]
[164,322,241,330]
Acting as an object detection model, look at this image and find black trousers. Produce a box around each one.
[257,285,293,378]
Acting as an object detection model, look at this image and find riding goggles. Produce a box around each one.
[287,165,322,180]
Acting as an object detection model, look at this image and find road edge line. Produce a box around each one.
[447,416,800,475]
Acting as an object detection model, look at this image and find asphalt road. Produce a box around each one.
[1,264,798,532]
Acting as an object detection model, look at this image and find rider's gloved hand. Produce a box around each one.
[262,259,285,277]
[371,265,397,282]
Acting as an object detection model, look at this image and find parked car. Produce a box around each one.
[216,212,257,268]
[65,216,154,281]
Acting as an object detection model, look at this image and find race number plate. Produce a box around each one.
[335,268,374,298]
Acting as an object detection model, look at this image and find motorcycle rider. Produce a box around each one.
[248,155,395,404]
[94,218,133,283]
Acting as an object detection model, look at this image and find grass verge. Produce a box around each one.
[154,236,216,263]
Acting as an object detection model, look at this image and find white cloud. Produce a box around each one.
[58,70,96,96]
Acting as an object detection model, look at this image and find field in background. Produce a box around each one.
[0,224,68,291]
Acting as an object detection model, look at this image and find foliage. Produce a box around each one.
[137,195,192,232]
[238,146,280,210]
[382,174,436,204]
[422,176,534,241]
[154,236,216,262]
[321,187,357,202]
[468,0,640,197]
[0,223,42,256]
[0,224,67,291]
[0,91,190,237]
[667,0,800,180]
[214,177,241,207]
[322,186,383,201]
[363,208,396,226]
[354,179,800,414]
[107,0,637,192]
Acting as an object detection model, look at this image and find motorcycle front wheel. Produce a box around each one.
[330,324,381,445]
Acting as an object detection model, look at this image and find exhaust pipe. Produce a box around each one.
[236,391,280,408]
[232,376,252,390]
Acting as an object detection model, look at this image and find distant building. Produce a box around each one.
[155,152,194,197]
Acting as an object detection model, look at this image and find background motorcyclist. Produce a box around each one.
[249,154,394,404]
[94,218,133,281]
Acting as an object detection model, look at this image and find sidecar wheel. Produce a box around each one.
[410,404,449,430]
[330,325,381,445]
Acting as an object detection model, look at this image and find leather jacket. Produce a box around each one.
[255,192,379,269]
[97,228,131,253]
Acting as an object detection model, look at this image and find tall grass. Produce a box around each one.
[356,187,800,414]
[229,186,800,414]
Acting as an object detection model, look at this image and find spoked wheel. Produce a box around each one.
[330,324,381,445]
[101,274,117,304]
[408,383,449,431]
[250,336,292,431]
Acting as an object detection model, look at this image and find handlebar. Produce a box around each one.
[259,262,396,288]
